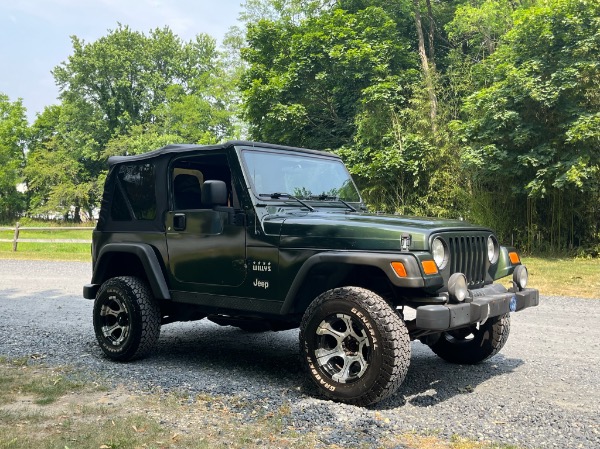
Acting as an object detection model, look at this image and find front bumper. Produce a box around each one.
[415,286,539,331]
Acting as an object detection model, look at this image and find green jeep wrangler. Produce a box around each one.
[83,141,539,406]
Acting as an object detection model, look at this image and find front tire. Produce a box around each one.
[299,287,410,406]
[93,276,161,361]
[428,313,511,364]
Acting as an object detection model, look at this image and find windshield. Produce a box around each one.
[241,150,361,203]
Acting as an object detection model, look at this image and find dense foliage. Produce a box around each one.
[457,0,600,251]
[239,0,600,253]
[0,0,597,252]
[241,6,417,149]
[0,94,28,222]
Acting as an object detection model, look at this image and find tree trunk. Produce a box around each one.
[74,205,82,223]
[425,0,436,71]
[413,0,438,134]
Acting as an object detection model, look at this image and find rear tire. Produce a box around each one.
[299,287,410,406]
[428,313,511,364]
[93,276,161,361]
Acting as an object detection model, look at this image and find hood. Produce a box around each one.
[271,211,490,251]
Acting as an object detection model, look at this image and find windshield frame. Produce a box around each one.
[236,146,363,207]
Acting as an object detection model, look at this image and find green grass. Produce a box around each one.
[19,375,88,406]
[0,250,91,262]
[0,362,91,406]
[0,360,317,449]
[519,256,600,299]
[0,223,92,260]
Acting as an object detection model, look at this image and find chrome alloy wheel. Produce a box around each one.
[314,313,371,383]
[99,294,131,346]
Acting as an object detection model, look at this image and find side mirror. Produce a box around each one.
[201,180,228,207]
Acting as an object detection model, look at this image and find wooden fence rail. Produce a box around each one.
[0,222,92,251]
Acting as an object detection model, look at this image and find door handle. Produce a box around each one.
[173,213,186,231]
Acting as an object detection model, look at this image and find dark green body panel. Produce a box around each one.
[277,211,489,251]
[165,210,246,288]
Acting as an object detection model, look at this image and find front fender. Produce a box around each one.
[279,251,442,314]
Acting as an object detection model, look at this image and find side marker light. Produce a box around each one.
[421,260,439,275]
[391,262,407,278]
[509,252,520,264]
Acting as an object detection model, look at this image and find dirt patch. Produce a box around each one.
[1,388,132,415]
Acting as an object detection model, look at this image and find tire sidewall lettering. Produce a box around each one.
[351,306,378,350]
[302,297,384,399]
[305,355,336,391]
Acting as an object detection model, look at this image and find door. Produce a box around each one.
[165,153,246,289]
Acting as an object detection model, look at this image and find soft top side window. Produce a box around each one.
[171,154,234,210]
[173,170,203,210]
[110,163,156,221]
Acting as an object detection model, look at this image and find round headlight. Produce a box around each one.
[513,265,528,290]
[487,236,499,263]
[431,238,447,269]
[448,273,468,303]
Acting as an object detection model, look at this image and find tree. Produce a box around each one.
[25,103,105,221]
[446,0,515,61]
[53,25,232,141]
[412,0,438,133]
[0,93,28,222]
[27,25,238,220]
[457,0,600,250]
[240,0,334,25]
[241,6,417,149]
[240,0,472,218]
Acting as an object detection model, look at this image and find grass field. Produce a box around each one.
[521,256,600,299]
[0,359,521,449]
[0,225,92,261]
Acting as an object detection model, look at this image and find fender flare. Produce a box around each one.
[91,243,171,300]
[279,251,435,315]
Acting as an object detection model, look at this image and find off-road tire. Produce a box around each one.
[299,287,410,406]
[93,276,161,361]
[428,313,511,364]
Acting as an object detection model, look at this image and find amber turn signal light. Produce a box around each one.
[509,252,520,264]
[421,260,439,275]
[391,262,407,277]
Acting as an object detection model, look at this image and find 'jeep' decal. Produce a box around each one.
[253,279,269,289]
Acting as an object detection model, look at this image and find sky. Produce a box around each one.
[0,0,244,122]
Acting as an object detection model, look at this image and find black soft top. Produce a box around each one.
[107,140,340,166]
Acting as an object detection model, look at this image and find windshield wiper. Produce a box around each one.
[309,194,358,212]
[259,192,315,212]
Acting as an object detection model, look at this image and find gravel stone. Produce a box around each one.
[1,259,599,448]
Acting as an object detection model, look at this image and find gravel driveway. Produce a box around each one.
[1,259,599,448]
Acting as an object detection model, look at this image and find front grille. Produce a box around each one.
[447,235,487,288]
